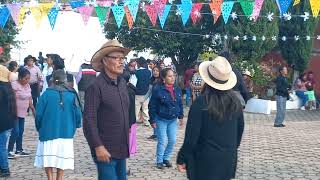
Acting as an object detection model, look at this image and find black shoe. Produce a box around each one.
[147,135,157,140]
[163,160,172,168]
[0,169,10,177]
[156,163,165,169]
[15,151,30,157]
[274,124,286,127]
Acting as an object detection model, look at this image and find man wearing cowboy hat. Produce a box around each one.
[24,55,43,108]
[243,70,253,98]
[83,40,131,180]
[76,58,97,109]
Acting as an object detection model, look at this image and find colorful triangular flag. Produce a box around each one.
[176,2,192,26]
[47,7,59,30]
[239,0,254,17]
[112,5,125,28]
[30,7,42,28]
[293,0,300,6]
[0,6,10,28]
[126,0,139,22]
[124,6,134,29]
[190,3,203,25]
[78,6,94,25]
[70,0,85,9]
[252,0,264,21]
[145,5,157,26]
[221,1,234,24]
[276,0,293,16]
[7,3,22,26]
[95,6,110,27]
[18,7,27,27]
[209,0,223,24]
[310,0,320,17]
[158,4,171,28]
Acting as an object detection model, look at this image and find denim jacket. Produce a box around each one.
[148,84,184,124]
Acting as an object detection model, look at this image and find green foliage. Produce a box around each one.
[0,19,19,62]
[279,0,318,72]
[226,0,279,63]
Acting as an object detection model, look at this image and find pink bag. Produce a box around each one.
[129,124,137,157]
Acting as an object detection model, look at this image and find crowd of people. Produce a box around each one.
[0,39,317,180]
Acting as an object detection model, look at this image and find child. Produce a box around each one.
[304,83,316,110]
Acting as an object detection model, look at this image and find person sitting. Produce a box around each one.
[304,83,316,110]
[293,73,308,110]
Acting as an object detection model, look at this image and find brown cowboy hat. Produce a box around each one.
[91,40,131,71]
[199,56,237,91]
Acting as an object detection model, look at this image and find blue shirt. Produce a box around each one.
[35,88,82,141]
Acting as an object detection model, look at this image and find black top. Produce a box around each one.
[275,75,290,98]
[128,83,136,127]
[177,96,244,180]
[232,67,249,103]
[0,82,17,133]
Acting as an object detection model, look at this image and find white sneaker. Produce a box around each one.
[300,106,305,110]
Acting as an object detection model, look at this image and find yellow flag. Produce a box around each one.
[19,7,27,28]
[293,0,300,6]
[310,0,320,17]
[30,7,42,28]
[30,3,54,28]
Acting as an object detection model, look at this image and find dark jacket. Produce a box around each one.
[78,63,96,91]
[232,67,249,103]
[83,72,130,159]
[0,82,17,133]
[148,84,184,124]
[177,96,244,180]
[275,75,290,98]
[135,68,151,95]
[128,83,136,127]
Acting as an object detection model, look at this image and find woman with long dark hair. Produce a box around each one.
[149,68,184,169]
[8,67,35,159]
[177,57,244,180]
[148,66,161,140]
[0,62,17,177]
[8,61,19,81]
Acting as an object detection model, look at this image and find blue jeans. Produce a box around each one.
[185,87,191,107]
[155,117,178,163]
[275,96,287,125]
[8,117,25,152]
[0,131,9,170]
[295,90,308,107]
[95,158,126,180]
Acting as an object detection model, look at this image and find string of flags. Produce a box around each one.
[0,0,319,30]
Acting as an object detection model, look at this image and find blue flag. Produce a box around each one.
[127,0,140,22]
[221,1,234,24]
[177,2,192,26]
[112,5,125,28]
[276,0,293,16]
[69,0,85,9]
[0,6,10,28]
[48,7,59,30]
[158,5,171,29]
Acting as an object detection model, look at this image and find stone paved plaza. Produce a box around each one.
[4,110,320,180]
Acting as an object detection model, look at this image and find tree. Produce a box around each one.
[0,0,19,63]
[226,0,279,63]
[104,1,225,74]
[279,0,318,72]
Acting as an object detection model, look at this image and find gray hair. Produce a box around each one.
[52,69,67,85]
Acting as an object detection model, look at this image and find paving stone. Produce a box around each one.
[6,110,320,179]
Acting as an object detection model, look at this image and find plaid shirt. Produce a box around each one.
[83,72,130,159]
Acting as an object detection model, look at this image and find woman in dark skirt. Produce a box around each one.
[177,56,244,180]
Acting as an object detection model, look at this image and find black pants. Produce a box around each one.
[30,83,39,108]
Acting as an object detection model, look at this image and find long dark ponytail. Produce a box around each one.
[0,82,17,120]
[202,84,242,121]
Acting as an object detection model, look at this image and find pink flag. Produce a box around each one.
[190,3,203,25]
[78,6,94,25]
[252,0,264,21]
[7,3,21,26]
[145,5,157,26]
